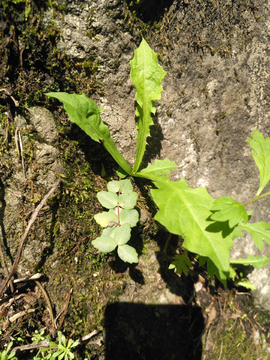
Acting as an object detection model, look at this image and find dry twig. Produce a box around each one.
[18,130,26,177]
[81,329,98,342]
[0,179,61,296]
[65,235,91,256]
[12,339,50,353]
[9,308,36,322]
[13,272,43,283]
[0,242,14,293]
[57,288,73,331]
[0,88,19,107]
[35,280,55,332]
[218,340,223,360]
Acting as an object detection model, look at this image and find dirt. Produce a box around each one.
[1,233,270,359]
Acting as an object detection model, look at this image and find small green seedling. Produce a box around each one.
[0,330,82,360]
[31,330,80,360]
[0,342,18,360]
[32,329,51,360]
[49,331,79,360]
[92,179,139,263]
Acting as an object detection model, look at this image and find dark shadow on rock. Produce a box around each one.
[66,103,164,178]
[105,302,204,360]
[126,0,175,23]
[108,224,145,285]
[109,254,145,285]
[70,125,119,178]
[139,111,164,171]
[155,230,229,300]
[155,231,198,304]
[128,181,199,303]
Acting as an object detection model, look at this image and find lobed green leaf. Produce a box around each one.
[211,196,248,228]
[135,172,235,279]
[114,224,131,246]
[138,158,178,176]
[46,92,104,141]
[169,251,192,276]
[130,39,167,173]
[237,221,270,251]
[229,266,256,289]
[107,181,121,193]
[247,129,270,195]
[118,192,138,209]
[236,280,256,290]
[94,210,118,227]
[118,179,134,193]
[206,258,228,285]
[103,226,117,237]
[119,209,139,227]
[230,254,269,269]
[107,179,134,193]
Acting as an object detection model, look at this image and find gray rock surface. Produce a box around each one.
[27,107,59,145]
[45,0,270,309]
[0,108,64,272]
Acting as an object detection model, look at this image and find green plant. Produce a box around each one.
[32,329,50,360]
[31,330,80,360]
[0,330,82,360]
[0,342,18,360]
[46,39,270,287]
[4,0,31,20]
[92,179,139,263]
[49,331,80,360]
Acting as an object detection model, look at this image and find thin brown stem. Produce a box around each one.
[35,280,55,334]
[162,233,172,255]
[57,289,73,331]
[0,179,60,296]
[0,241,14,293]
[12,339,50,354]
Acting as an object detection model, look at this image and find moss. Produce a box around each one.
[219,111,227,119]
[123,0,259,67]
[0,0,102,112]
[203,318,269,359]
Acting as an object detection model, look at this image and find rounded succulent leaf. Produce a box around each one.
[118,179,133,193]
[92,235,116,252]
[119,209,139,227]
[94,211,118,227]
[97,191,118,209]
[107,180,120,193]
[117,244,138,263]
[114,224,131,245]
[118,192,138,209]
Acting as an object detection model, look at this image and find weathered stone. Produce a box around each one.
[36,143,62,171]
[0,106,64,275]
[14,115,27,128]
[42,0,270,309]
[27,107,59,145]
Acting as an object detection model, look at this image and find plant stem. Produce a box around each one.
[102,138,132,175]
[116,179,120,225]
[244,191,270,207]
